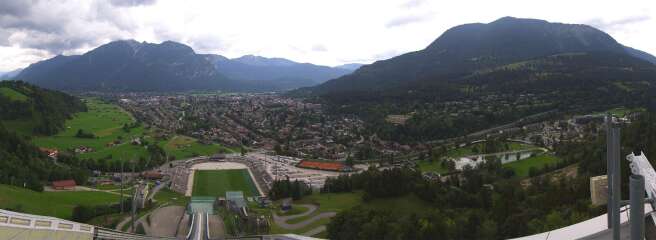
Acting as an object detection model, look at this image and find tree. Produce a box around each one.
[274,144,283,155]
[345,156,354,167]
[478,219,497,239]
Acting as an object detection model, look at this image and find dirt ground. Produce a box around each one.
[176,213,191,239]
[141,205,186,237]
[207,214,225,239]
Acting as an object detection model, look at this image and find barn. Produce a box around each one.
[52,180,76,190]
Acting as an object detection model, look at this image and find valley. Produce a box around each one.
[1,12,656,240]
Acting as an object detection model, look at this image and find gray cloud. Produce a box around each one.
[386,14,433,28]
[312,44,327,52]
[0,0,31,16]
[585,15,651,31]
[109,0,157,7]
[400,0,426,8]
[338,49,402,64]
[0,0,136,54]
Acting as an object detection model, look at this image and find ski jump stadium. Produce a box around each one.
[2,116,656,240]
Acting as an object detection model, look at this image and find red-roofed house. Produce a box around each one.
[52,180,76,190]
[142,171,164,180]
[39,147,59,159]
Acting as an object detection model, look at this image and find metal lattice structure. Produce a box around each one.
[626,152,656,225]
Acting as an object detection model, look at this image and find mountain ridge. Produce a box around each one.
[14,40,360,92]
[300,16,655,96]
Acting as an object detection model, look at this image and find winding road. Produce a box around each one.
[272,204,336,236]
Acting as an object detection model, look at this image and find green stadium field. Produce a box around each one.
[191,169,260,197]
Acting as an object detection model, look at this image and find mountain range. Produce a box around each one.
[298,17,656,96]
[10,41,361,92]
[203,54,360,91]
[7,16,656,94]
[0,68,22,80]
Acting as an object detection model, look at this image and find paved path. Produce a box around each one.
[272,204,336,231]
[147,180,169,202]
[115,214,133,232]
[273,204,317,222]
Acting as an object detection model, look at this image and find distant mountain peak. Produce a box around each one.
[335,63,365,71]
[490,16,548,25]
[304,17,653,96]
[233,55,298,67]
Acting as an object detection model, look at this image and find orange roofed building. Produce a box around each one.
[297,160,345,172]
[52,180,76,190]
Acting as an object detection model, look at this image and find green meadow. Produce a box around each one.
[504,153,562,177]
[0,87,28,101]
[32,99,150,161]
[159,135,235,160]
[0,184,121,220]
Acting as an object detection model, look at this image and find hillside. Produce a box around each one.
[293,17,656,142]
[0,81,87,135]
[301,17,654,96]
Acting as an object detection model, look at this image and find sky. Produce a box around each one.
[0,0,654,72]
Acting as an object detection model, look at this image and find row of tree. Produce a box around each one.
[268,177,312,200]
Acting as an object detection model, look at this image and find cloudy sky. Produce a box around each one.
[0,0,654,72]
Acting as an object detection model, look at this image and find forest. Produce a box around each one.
[0,81,87,135]
[322,112,656,239]
[0,123,89,191]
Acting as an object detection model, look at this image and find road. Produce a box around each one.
[272,204,336,236]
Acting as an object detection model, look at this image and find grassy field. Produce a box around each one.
[192,170,260,197]
[268,192,363,235]
[447,141,536,158]
[33,98,150,162]
[0,87,28,101]
[154,188,191,206]
[504,154,562,177]
[0,184,121,219]
[417,160,448,173]
[420,141,537,173]
[268,191,431,236]
[160,135,235,160]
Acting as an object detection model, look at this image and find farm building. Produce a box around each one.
[142,171,163,180]
[39,147,59,159]
[52,180,76,190]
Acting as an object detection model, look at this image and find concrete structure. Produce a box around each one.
[189,197,215,214]
[0,209,93,240]
[227,191,247,215]
[591,175,609,206]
